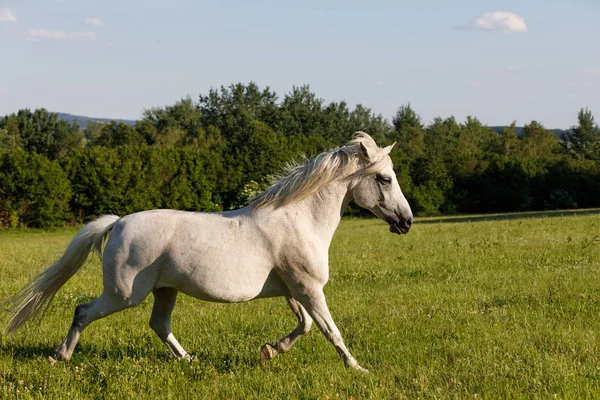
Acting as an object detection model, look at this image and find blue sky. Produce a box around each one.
[1,0,599,128]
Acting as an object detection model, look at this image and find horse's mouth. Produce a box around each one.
[388,221,409,235]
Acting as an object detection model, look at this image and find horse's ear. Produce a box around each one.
[382,142,396,155]
[359,142,372,161]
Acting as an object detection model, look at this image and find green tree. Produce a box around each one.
[388,104,426,209]
[0,149,72,227]
[424,116,461,159]
[498,122,520,156]
[199,83,280,139]
[0,116,22,150]
[90,122,145,147]
[84,121,105,146]
[2,109,82,159]
[451,116,493,178]
[410,155,454,215]
[517,121,562,183]
[279,85,327,139]
[392,104,422,134]
[521,121,560,161]
[0,129,11,150]
[142,97,205,146]
[565,107,600,160]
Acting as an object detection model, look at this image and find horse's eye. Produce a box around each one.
[376,175,392,185]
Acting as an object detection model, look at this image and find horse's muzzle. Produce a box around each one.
[388,217,412,235]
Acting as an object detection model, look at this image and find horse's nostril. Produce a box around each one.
[405,218,413,228]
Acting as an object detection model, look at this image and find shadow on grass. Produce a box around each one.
[0,341,261,372]
[417,208,600,225]
[0,342,55,360]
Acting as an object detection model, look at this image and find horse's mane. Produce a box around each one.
[250,131,389,209]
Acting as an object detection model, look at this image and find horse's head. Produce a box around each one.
[350,133,413,235]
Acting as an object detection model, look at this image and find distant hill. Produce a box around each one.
[489,126,569,139]
[56,112,137,129]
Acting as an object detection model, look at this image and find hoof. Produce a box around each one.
[49,349,68,363]
[347,360,368,373]
[260,343,278,363]
[182,354,198,363]
[175,353,197,363]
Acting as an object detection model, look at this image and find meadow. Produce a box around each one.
[1,210,600,399]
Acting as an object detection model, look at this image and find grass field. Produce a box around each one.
[1,210,600,399]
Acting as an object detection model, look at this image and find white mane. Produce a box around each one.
[250,132,389,209]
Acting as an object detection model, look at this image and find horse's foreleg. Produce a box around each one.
[294,287,368,372]
[149,287,192,362]
[260,296,313,362]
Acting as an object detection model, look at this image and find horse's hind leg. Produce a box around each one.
[52,291,146,361]
[261,297,313,362]
[149,287,192,361]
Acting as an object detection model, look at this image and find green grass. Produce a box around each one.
[1,210,600,399]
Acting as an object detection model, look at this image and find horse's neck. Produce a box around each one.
[295,178,352,246]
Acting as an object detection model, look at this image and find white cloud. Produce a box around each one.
[84,17,103,27]
[507,65,521,71]
[106,41,119,48]
[28,29,97,41]
[0,8,17,22]
[471,11,527,33]
[376,81,385,87]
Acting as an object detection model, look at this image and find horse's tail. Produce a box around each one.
[4,214,120,334]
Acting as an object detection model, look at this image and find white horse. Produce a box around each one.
[4,132,413,372]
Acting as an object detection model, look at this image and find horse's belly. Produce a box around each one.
[175,269,287,302]
[158,253,286,303]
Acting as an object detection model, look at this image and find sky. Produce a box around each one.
[1,0,599,129]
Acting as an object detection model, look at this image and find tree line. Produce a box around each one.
[1,82,599,227]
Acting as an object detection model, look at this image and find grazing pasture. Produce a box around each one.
[1,210,600,399]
